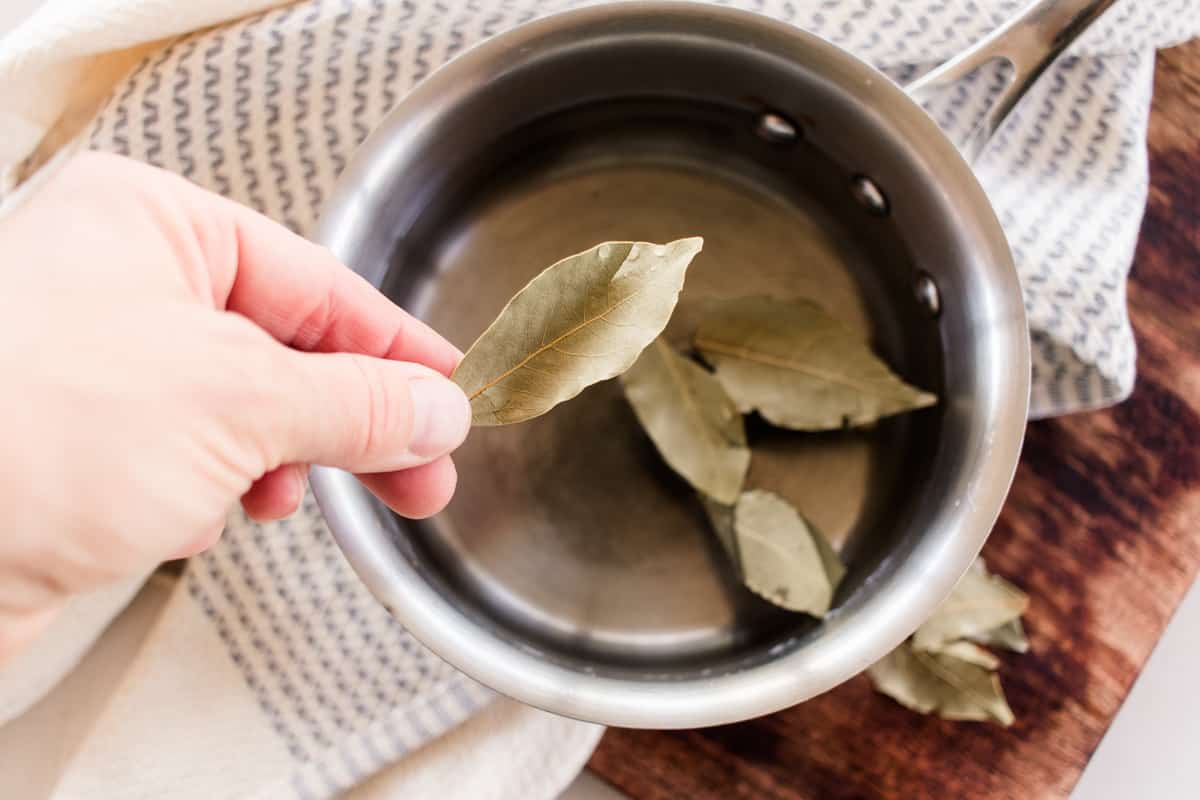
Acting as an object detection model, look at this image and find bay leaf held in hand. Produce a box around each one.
[913,557,1029,653]
[453,238,704,425]
[694,296,937,430]
[867,641,1015,726]
[733,490,844,616]
[621,339,750,505]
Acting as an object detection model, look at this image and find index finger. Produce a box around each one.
[146,155,461,374]
[224,204,461,374]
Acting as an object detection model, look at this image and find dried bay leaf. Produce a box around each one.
[867,641,1015,726]
[453,237,704,426]
[934,640,1001,669]
[732,489,844,616]
[969,619,1030,654]
[694,295,937,430]
[869,559,1029,724]
[913,558,1029,653]
[620,339,750,505]
[703,491,842,599]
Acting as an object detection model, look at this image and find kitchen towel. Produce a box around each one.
[40,506,603,799]
[24,499,604,799]
[0,571,149,725]
[0,0,1196,798]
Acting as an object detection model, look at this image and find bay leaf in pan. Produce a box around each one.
[693,295,936,430]
[620,338,750,506]
[452,237,704,425]
[867,641,1016,727]
[732,489,844,616]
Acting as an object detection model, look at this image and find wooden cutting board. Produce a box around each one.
[589,40,1200,800]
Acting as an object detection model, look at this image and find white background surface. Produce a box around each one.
[2,2,1197,798]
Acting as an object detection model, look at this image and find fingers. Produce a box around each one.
[241,464,307,522]
[51,155,472,525]
[201,187,461,375]
[64,153,462,375]
[269,349,471,475]
[241,460,459,525]
[359,456,459,519]
[241,459,461,525]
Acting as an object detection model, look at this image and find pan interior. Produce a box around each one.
[380,98,944,673]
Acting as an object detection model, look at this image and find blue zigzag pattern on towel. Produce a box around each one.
[235,17,266,214]
[294,1,323,218]
[139,44,176,168]
[202,29,232,197]
[264,3,299,231]
[171,38,199,179]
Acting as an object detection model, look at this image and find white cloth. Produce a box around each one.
[343,699,603,800]
[43,553,601,799]
[0,569,603,800]
[0,0,289,187]
[0,571,148,725]
[0,0,1195,798]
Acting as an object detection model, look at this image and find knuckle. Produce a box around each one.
[347,358,415,465]
[292,290,336,352]
[207,313,293,465]
[348,357,385,461]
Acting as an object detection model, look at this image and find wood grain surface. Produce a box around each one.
[589,40,1200,800]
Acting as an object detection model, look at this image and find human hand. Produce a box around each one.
[0,152,471,661]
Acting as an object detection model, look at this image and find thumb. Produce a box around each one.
[273,349,472,474]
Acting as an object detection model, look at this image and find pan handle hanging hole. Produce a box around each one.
[914,272,941,318]
[851,175,889,216]
[755,112,798,144]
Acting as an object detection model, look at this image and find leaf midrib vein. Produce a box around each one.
[694,336,903,397]
[912,649,1006,717]
[657,340,729,454]
[468,274,661,401]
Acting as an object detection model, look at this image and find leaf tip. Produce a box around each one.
[914,389,939,408]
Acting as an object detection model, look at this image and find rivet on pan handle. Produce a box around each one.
[905,0,1118,161]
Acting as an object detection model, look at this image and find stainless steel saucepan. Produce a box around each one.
[311,0,1111,728]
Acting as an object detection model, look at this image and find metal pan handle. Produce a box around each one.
[906,0,1117,161]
